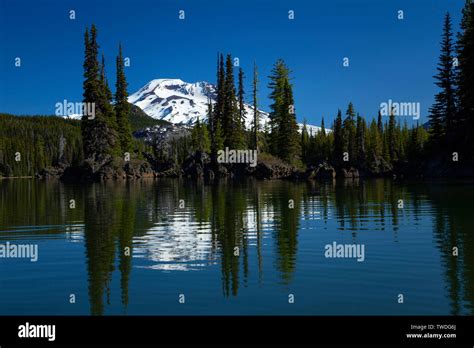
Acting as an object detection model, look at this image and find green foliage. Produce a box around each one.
[82,25,120,161]
[455,1,474,156]
[191,118,211,153]
[100,54,113,103]
[0,114,83,177]
[333,109,344,164]
[356,115,366,163]
[342,103,357,164]
[367,119,382,158]
[128,104,170,131]
[387,110,397,161]
[268,59,301,164]
[211,53,246,151]
[252,62,260,152]
[429,12,456,150]
[300,119,310,163]
[115,43,133,154]
[224,55,245,148]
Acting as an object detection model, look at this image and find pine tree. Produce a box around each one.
[343,102,357,164]
[222,54,234,144]
[429,12,456,150]
[267,59,300,164]
[368,119,382,159]
[356,115,366,164]
[214,53,225,135]
[223,54,242,148]
[235,66,246,149]
[387,108,397,161]
[377,111,383,134]
[100,54,113,102]
[268,59,288,156]
[398,121,409,161]
[238,67,246,129]
[320,116,328,159]
[408,122,428,161]
[252,62,259,152]
[191,118,211,153]
[456,1,474,154]
[115,43,132,154]
[333,109,344,164]
[82,25,120,161]
[207,98,216,154]
[382,120,390,162]
[214,120,225,153]
[301,119,309,163]
[282,78,301,163]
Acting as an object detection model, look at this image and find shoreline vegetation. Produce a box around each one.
[1,3,473,182]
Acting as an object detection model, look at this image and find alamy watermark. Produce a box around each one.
[18,322,55,341]
[324,241,365,262]
[217,147,257,167]
[55,99,95,119]
[0,242,38,262]
[380,99,420,120]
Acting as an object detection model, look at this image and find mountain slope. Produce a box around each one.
[129,104,171,131]
[128,78,324,133]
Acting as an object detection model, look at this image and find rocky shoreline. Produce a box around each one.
[25,151,474,183]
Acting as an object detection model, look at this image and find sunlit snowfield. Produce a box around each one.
[0,178,473,315]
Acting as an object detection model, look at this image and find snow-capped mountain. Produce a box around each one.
[128,79,217,125]
[64,78,326,134]
[128,78,325,133]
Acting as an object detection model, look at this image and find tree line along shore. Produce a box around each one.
[1,2,473,181]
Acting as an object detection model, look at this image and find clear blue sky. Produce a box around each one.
[0,0,465,126]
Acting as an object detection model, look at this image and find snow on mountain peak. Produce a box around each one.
[128,78,324,133]
[128,79,218,125]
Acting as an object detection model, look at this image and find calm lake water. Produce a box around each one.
[0,178,473,315]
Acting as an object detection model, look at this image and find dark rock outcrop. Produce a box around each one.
[253,161,294,179]
[182,151,211,178]
[366,152,393,176]
[60,158,154,182]
[314,162,336,180]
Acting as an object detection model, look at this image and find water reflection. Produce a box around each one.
[0,178,473,315]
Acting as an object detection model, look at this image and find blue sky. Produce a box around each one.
[0,0,466,126]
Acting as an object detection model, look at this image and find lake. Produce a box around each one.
[0,178,473,315]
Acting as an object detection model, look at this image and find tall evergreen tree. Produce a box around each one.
[377,111,383,134]
[252,62,259,152]
[456,1,474,154]
[356,115,366,164]
[429,12,456,149]
[238,67,246,130]
[82,25,120,161]
[301,119,309,163]
[115,43,132,154]
[223,54,243,148]
[368,119,382,159]
[387,107,397,161]
[210,54,225,157]
[191,118,211,153]
[207,96,214,151]
[208,97,224,155]
[100,54,113,102]
[382,120,390,162]
[214,53,225,134]
[320,116,328,159]
[333,109,344,163]
[343,102,357,164]
[268,59,300,164]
